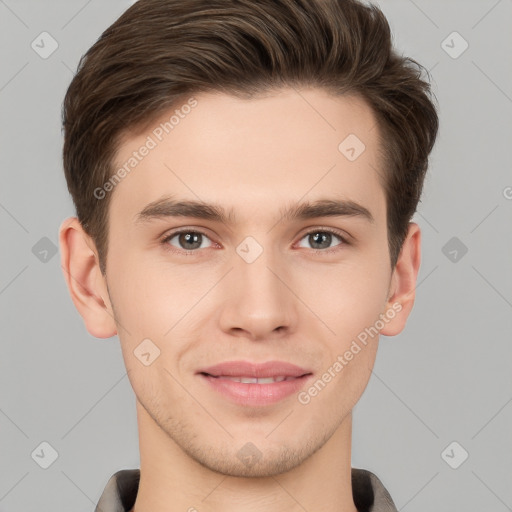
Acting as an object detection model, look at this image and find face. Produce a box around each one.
[101,88,398,477]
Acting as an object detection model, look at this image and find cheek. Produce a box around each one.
[298,255,390,338]
[107,250,219,347]
[108,249,168,322]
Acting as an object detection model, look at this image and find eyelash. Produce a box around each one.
[160,227,350,255]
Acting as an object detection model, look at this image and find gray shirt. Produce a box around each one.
[94,467,398,512]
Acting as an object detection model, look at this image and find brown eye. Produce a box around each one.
[162,230,213,251]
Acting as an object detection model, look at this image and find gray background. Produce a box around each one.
[1,0,511,510]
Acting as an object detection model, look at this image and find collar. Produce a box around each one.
[95,467,397,512]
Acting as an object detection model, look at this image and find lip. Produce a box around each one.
[197,360,311,378]
[196,360,313,406]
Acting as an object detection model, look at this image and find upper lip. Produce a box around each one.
[197,360,312,378]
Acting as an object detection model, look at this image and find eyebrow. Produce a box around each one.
[135,196,374,225]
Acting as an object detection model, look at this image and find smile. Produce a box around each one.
[209,375,299,383]
[198,372,312,406]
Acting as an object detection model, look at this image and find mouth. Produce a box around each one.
[196,362,313,406]
[199,373,309,384]
[196,359,312,379]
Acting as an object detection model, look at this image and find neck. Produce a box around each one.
[131,400,358,512]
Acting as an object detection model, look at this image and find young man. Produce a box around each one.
[59,0,438,510]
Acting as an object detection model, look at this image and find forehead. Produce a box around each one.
[109,87,386,227]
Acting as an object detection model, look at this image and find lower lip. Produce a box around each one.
[199,374,312,406]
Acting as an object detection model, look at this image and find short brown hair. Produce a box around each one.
[62,0,438,274]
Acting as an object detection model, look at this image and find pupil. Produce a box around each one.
[180,232,201,249]
[311,232,330,249]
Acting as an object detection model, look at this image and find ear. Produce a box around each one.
[59,217,117,338]
[380,222,421,336]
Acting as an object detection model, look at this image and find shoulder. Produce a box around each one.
[351,467,398,512]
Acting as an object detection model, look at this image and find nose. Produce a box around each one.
[217,244,298,341]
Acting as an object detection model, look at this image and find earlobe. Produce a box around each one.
[58,217,118,339]
[379,222,421,337]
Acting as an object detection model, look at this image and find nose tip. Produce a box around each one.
[218,254,296,340]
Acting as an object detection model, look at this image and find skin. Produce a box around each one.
[59,87,420,512]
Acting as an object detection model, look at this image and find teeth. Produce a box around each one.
[241,377,259,384]
[216,375,295,383]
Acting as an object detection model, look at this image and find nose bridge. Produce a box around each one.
[218,236,296,337]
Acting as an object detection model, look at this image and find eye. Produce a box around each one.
[296,229,348,251]
[160,227,349,255]
[162,230,214,252]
